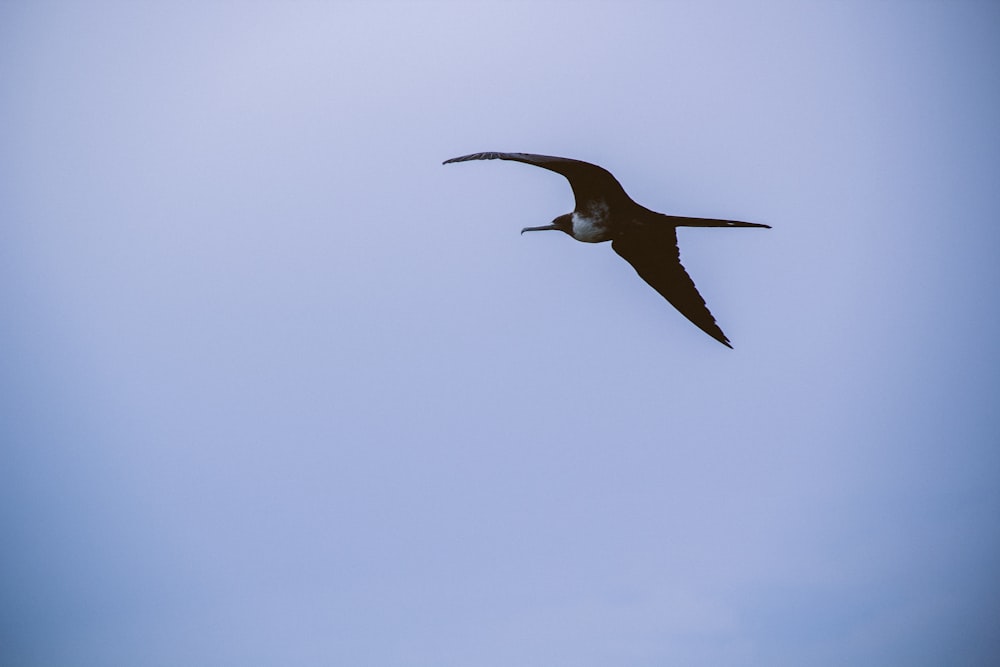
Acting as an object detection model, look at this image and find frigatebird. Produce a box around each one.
[443,151,769,348]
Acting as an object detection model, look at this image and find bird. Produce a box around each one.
[443,151,770,348]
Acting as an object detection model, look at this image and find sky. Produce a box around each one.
[2,1,999,665]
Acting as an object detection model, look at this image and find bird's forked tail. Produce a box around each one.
[665,215,771,229]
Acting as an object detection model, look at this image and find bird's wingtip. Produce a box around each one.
[442,152,506,166]
[712,329,733,348]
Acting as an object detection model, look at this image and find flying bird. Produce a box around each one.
[443,151,769,348]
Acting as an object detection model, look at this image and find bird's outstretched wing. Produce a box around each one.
[443,152,628,209]
[612,226,733,348]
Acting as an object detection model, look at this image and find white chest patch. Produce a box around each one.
[571,206,611,243]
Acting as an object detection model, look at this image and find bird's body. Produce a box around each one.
[443,151,769,348]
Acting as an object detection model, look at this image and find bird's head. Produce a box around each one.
[521,213,572,236]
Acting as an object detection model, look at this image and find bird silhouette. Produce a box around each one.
[444,152,770,348]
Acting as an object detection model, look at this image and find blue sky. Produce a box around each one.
[2,2,999,665]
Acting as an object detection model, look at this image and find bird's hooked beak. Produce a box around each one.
[520,223,560,235]
[522,214,572,236]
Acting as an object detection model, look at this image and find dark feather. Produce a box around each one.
[612,226,733,348]
[443,152,628,211]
